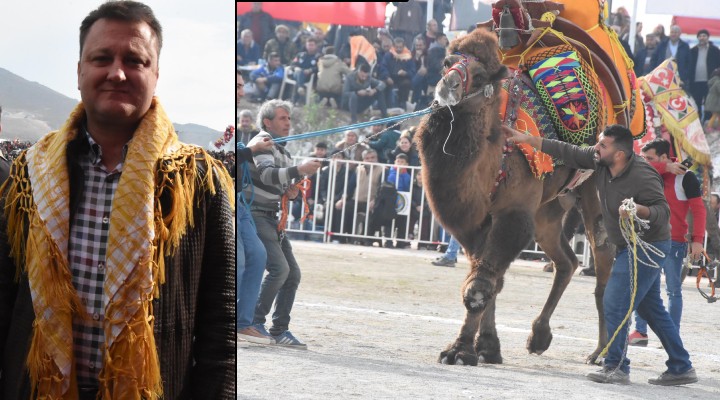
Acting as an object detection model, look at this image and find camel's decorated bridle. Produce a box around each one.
[444,51,495,101]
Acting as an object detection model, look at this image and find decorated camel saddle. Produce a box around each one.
[479,0,645,178]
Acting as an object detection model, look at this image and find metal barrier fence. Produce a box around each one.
[284,156,593,263]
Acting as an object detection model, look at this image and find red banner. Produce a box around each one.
[672,16,720,38]
[236,2,387,28]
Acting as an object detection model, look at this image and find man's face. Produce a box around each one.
[670,27,682,42]
[276,29,289,42]
[252,3,262,12]
[263,107,291,136]
[240,115,253,128]
[306,40,317,54]
[237,73,245,101]
[381,38,392,52]
[315,146,327,158]
[242,32,253,46]
[268,56,281,69]
[394,42,405,53]
[357,69,368,82]
[593,134,619,167]
[698,33,710,46]
[641,148,668,164]
[78,19,159,128]
[314,29,325,42]
[414,40,425,53]
[427,19,438,34]
[363,152,378,163]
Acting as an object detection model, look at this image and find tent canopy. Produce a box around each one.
[236,2,387,28]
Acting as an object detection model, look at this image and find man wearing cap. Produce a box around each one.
[689,29,720,121]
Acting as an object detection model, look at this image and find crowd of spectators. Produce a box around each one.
[237,1,450,119]
[0,140,33,160]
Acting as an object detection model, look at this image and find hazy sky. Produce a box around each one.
[0,0,235,131]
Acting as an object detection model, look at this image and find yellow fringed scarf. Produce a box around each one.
[3,98,234,399]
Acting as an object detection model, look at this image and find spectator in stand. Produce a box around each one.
[388,131,420,166]
[411,172,434,250]
[342,63,387,123]
[374,36,393,70]
[412,38,446,109]
[386,153,412,249]
[651,25,691,87]
[435,33,449,48]
[238,109,260,145]
[250,52,284,101]
[327,150,358,243]
[316,46,351,108]
[264,24,297,66]
[291,141,329,234]
[611,25,633,60]
[628,138,705,347]
[420,19,440,51]
[706,67,720,129]
[291,37,321,105]
[367,119,401,164]
[238,2,275,49]
[335,130,368,163]
[313,27,329,52]
[389,0,425,49]
[633,22,645,59]
[379,37,416,109]
[635,33,660,77]
[237,29,262,67]
[411,36,426,69]
[349,149,384,246]
[689,29,720,121]
[341,30,377,70]
[654,24,668,43]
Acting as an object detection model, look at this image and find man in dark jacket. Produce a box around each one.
[0,2,236,398]
[651,25,691,87]
[507,124,697,387]
[238,2,276,49]
[689,29,720,120]
[291,37,321,105]
[342,63,388,123]
[378,37,417,108]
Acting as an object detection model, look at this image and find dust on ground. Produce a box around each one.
[238,241,720,399]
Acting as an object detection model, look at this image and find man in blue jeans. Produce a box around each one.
[506,124,697,386]
[432,235,460,267]
[629,139,706,346]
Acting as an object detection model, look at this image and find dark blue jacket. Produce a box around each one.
[651,38,691,85]
[237,41,261,66]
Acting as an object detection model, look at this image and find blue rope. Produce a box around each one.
[272,106,433,143]
[236,142,257,230]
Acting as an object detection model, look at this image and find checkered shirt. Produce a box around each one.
[70,131,126,386]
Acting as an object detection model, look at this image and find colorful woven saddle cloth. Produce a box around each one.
[526,45,604,147]
[499,70,559,179]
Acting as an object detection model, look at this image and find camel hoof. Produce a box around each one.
[438,342,478,366]
[526,331,553,355]
[585,351,602,365]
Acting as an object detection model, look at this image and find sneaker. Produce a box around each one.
[237,326,274,345]
[432,256,456,267]
[648,368,697,386]
[586,366,630,384]
[628,330,648,347]
[271,330,308,349]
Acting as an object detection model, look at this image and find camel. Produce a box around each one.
[415,28,619,365]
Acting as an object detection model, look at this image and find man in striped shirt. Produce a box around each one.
[245,99,322,348]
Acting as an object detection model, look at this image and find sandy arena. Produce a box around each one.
[238,241,720,399]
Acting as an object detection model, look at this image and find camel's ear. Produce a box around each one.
[491,65,509,82]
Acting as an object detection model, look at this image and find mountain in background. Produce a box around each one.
[0,67,222,147]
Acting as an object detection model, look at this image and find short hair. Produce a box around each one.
[241,29,254,39]
[670,25,682,34]
[358,63,370,73]
[256,99,292,130]
[323,46,335,55]
[345,130,358,138]
[268,52,280,60]
[602,124,634,159]
[305,37,318,45]
[275,24,289,34]
[315,141,328,149]
[395,153,409,162]
[393,37,405,46]
[641,138,671,157]
[239,109,254,120]
[362,148,378,158]
[79,0,163,58]
[697,29,710,38]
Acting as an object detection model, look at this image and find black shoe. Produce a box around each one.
[383,241,394,249]
[648,368,697,386]
[579,266,596,276]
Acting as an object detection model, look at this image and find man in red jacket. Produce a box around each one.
[629,139,706,346]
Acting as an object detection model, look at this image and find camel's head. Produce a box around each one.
[435,28,508,107]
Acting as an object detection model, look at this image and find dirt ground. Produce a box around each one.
[238,241,720,399]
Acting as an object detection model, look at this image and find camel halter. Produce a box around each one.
[444,52,495,101]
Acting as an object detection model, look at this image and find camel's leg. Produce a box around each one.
[527,198,578,355]
[439,210,534,365]
[474,278,503,364]
[578,177,614,364]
